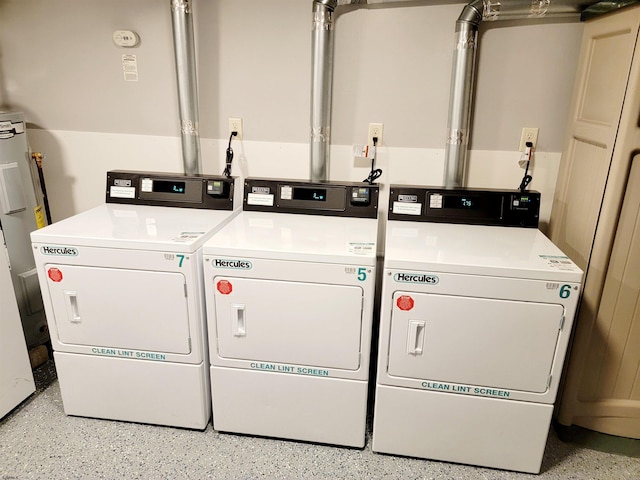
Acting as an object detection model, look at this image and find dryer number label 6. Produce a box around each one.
[560,284,573,299]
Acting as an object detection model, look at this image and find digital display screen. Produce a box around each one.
[153,180,186,194]
[293,187,326,202]
[444,195,477,209]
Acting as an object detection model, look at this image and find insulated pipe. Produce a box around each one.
[310,0,338,182]
[170,0,201,175]
[443,0,598,188]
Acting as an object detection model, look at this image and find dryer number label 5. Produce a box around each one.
[358,267,367,281]
[344,267,370,281]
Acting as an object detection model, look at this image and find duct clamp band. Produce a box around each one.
[456,30,477,50]
[171,0,191,14]
[181,120,199,136]
[483,0,501,21]
[530,0,550,18]
[313,10,334,31]
[311,126,331,143]
[447,129,468,146]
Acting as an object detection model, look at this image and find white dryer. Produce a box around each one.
[31,171,240,429]
[372,186,583,474]
[203,178,379,447]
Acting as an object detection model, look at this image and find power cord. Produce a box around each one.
[518,141,533,192]
[363,137,382,184]
[223,131,237,178]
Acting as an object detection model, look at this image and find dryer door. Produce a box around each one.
[213,277,363,370]
[44,264,191,354]
[387,292,564,393]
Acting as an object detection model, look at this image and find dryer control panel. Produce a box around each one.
[243,178,379,218]
[388,186,540,227]
[106,170,236,210]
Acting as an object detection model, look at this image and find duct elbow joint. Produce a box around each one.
[457,1,483,28]
[314,0,338,11]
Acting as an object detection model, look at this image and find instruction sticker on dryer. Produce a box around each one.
[109,186,136,199]
[539,255,578,271]
[247,193,274,206]
[392,201,422,216]
[173,231,206,242]
[348,242,375,255]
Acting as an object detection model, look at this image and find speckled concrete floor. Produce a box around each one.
[1,362,639,480]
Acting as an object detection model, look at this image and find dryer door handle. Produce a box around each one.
[64,290,81,324]
[232,304,246,337]
[407,320,426,355]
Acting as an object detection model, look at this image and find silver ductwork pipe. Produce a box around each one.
[444,3,482,189]
[443,0,599,188]
[309,0,597,186]
[170,0,201,175]
[310,0,407,181]
[310,0,337,182]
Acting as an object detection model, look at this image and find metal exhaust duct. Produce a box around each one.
[310,0,338,182]
[444,1,482,189]
[443,0,599,188]
[310,0,422,182]
[310,0,597,186]
[170,0,201,175]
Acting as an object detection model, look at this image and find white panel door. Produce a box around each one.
[549,6,640,268]
[44,264,190,354]
[0,229,35,418]
[214,277,363,370]
[387,291,564,393]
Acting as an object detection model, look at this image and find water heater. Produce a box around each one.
[0,111,49,348]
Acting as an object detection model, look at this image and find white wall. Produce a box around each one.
[0,0,582,229]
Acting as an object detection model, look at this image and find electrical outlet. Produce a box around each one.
[229,117,243,140]
[519,127,538,151]
[368,123,383,146]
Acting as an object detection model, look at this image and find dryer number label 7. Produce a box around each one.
[164,253,186,267]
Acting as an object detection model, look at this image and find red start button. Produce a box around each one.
[217,279,233,295]
[396,295,414,311]
[47,268,63,283]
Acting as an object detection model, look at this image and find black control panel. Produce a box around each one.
[106,170,236,210]
[243,178,379,219]
[388,185,540,228]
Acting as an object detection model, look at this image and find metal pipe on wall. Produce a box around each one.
[443,0,599,188]
[310,0,338,182]
[170,0,202,175]
[310,0,597,186]
[309,0,409,182]
[444,1,482,189]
